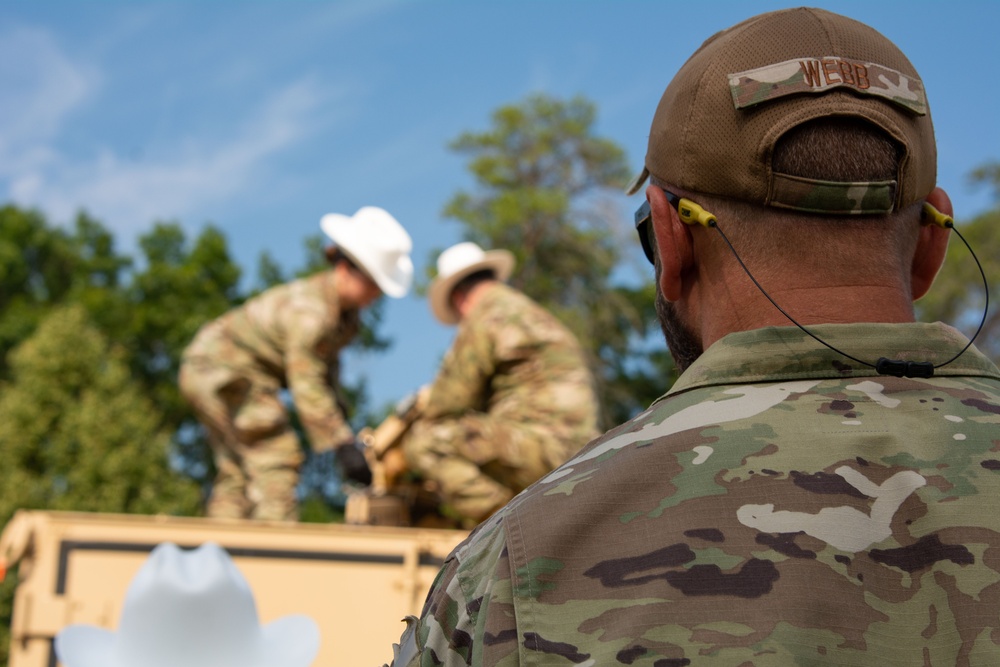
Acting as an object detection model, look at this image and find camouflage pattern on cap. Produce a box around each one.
[631,7,936,214]
[769,173,897,214]
[729,57,928,115]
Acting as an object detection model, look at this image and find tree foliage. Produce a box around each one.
[0,304,201,523]
[125,223,244,479]
[445,94,630,308]
[0,208,130,380]
[443,94,675,424]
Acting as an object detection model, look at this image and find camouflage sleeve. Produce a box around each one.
[424,316,497,419]
[284,305,353,453]
[389,520,519,666]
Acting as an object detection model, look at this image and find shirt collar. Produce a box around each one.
[667,322,1000,398]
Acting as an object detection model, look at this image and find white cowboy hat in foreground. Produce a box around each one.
[55,542,320,667]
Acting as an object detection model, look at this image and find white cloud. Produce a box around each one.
[0,23,337,236]
[21,78,328,232]
[0,25,98,177]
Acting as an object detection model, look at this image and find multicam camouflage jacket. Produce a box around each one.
[389,322,1000,666]
[182,271,359,452]
[422,282,599,444]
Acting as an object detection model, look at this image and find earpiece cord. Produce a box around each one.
[709,220,878,370]
[709,219,989,375]
[933,223,989,368]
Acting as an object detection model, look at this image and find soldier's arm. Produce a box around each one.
[285,308,353,452]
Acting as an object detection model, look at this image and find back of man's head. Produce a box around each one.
[631,8,935,272]
[630,7,933,210]
[449,268,497,320]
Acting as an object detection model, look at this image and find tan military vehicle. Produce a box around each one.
[1,509,467,667]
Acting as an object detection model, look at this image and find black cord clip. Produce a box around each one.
[875,358,935,378]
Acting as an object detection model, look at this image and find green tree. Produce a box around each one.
[916,162,1000,361]
[0,304,200,521]
[0,304,201,665]
[443,94,674,424]
[125,222,244,481]
[255,250,287,291]
[0,208,131,381]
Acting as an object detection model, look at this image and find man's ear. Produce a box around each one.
[646,185,695,302]
[912,186,952,300]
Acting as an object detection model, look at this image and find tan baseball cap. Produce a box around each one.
[627,7,936,215]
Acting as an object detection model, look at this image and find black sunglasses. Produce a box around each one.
[633,190,684,265]
[634,189,717,264]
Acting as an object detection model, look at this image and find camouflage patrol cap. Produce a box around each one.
[627,7,936,214]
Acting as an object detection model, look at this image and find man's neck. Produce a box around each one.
[455,280,497,319]
[698,280,917,351]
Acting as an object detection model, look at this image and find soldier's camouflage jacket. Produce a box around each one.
[422,282,599,446]
[390,322,1000,666]
[182,271,358,452]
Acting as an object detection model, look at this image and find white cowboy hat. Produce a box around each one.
[428,242,515,325]
[54,542,320,667]
[320,206,414,298]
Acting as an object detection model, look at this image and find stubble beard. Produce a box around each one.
[655,288,703,374]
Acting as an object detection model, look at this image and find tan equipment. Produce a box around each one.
[347,388,447,528]
[361,388,428,496]
[0,510,467,667]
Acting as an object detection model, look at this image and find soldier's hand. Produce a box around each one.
[335,441,373,486]
[381,447,409,489]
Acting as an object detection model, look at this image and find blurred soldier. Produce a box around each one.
[388,8,1000,666]
[180,207,412,521]
[400,242,600,527]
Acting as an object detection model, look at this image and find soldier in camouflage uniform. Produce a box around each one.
[180,207,412,521]
[401,242,600,527]
[388,8,1000,666]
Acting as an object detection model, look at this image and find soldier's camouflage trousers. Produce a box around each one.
[179,360,304,521]
[403,413,574,528]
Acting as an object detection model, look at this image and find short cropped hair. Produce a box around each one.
[773,116,901,183]
[451,269,497,301]
[667,118,922,276]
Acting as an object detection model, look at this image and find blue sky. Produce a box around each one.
[3,1,998,411]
